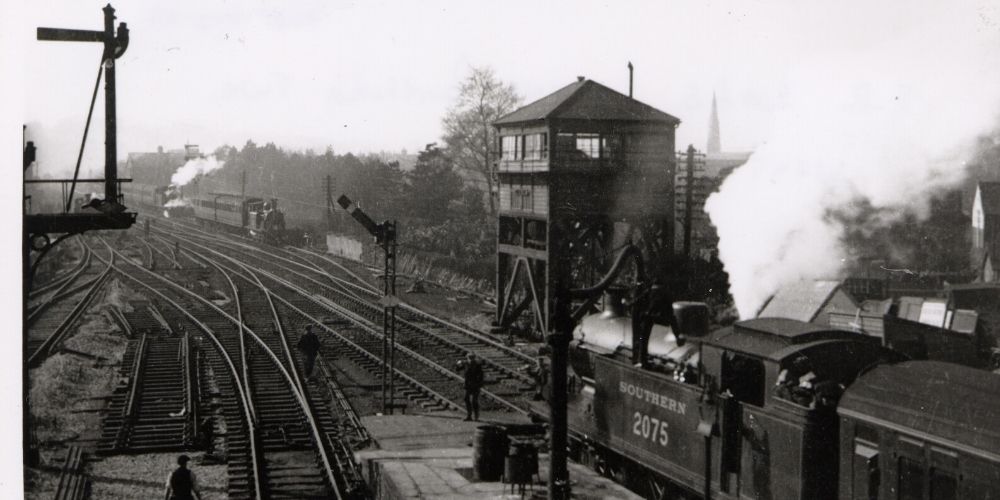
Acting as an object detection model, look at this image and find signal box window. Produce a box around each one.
[602,135,622,159]
[502,135,522,160]
[524,133,547,160]
[575,134,601,158]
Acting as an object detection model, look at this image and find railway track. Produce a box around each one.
[155,229,533,415]
[169,229,539,401]
[95,234,364,499]
[98,304,198,454]
[28,236,89,301]
[26,236,115,367]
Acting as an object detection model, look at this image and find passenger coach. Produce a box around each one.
[838,361,1000,500]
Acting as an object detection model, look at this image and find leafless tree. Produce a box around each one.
[442,67,522,215]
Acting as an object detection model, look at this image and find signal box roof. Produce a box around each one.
[704,318,877,361]
[839,361,1000,460]
[494,78,680,126]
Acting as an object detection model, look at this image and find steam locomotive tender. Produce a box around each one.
[529,291,1000,499]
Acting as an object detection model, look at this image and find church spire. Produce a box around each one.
[707,92,721,154]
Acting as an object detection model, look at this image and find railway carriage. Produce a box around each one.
[122,182,167,211]
[838,361,1000,500]
[190,193,258,231]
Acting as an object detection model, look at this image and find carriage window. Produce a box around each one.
[853,441,879,500]
[898,457,924,500]
[930,469,956,500]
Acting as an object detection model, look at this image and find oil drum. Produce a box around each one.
[473,425,508,481]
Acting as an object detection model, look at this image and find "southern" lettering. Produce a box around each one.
[619,381,687,415]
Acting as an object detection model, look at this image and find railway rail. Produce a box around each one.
[26,237,115,367]
[28,236,89,301]
[156,225,540,407]
[160,228,533,413]
[94,234,365,499]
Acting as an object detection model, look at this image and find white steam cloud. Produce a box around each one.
[705,3,1000,318]
[170,155,225,187]
[164,198,191,208]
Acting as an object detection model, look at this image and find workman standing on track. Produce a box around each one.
[298,325,322,381]
[458,352,484,421]
[164,454,202,500]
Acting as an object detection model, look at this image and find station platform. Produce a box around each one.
[356,411,641,499]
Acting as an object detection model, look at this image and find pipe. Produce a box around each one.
[568,244,645,299]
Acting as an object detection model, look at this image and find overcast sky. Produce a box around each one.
[7,0,996,176]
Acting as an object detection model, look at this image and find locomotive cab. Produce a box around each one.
[700,319,903,500]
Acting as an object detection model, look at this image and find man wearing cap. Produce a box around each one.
[457,352,484,421]
[164,454,202,500]
[297,325,322,380]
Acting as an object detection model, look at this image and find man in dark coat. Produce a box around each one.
[459,353,485,421]
[297,325,322,380]
[164,454,201,500]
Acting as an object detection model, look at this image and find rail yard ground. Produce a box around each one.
[24,217,546,499]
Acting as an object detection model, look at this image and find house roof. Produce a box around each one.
[839,361,1000,459]
[757,280,855,322]
[978,182,1000,216]
[828,311,886,338]
[494,78,680,126]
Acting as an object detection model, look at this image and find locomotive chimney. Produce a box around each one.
[673,301,710,344]
[601,286,627,318]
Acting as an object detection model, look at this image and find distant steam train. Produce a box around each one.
[526,249,1000,500]
[123,182,302,245]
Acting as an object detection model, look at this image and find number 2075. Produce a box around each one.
[632,412,669,446]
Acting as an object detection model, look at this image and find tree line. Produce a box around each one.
[170,67,522,282]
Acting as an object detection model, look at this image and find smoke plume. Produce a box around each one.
[164,198,191,208]
[170,155,225,187]
[705,4,1000,318]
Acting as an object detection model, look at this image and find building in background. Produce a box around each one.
[971,181,1000,281]
[673,94,751,257]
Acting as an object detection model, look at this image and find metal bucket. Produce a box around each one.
[473,425,508,481]
[504,454,532,485]
[508,441,539,477]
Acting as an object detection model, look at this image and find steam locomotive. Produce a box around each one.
[527,252,1000,499]
[123,182,301,245]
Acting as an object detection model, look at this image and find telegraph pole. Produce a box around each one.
[683,144,696,257]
